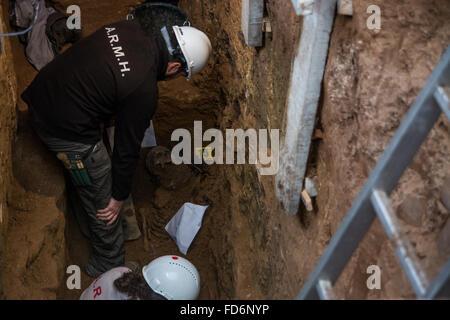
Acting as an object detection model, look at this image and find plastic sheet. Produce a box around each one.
[165,203,208,255]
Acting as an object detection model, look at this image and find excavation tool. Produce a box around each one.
[57,152,92,186]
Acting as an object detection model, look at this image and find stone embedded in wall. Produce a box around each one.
[396,195,426,227]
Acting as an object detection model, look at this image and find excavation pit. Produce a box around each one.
[0,0,449,300]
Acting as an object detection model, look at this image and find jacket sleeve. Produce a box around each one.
[111,77,157,201]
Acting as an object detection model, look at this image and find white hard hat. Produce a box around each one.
[172,26,212,80]
[142,255,201,300]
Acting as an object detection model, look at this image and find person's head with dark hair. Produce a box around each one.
[160,25,212,81]
[113,270,167,300]
[131,2,212,81]
[159,25,189,80]
[123,255,200,300]
[133,2,186,37]
[80,256,200,300]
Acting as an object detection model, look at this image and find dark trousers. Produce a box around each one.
[34,127,125,273]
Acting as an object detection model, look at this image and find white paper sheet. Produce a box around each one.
[141,121,157,148]
[165,203,209,255]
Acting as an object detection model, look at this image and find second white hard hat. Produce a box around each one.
[142,255,200,300]
[172,26,212,80]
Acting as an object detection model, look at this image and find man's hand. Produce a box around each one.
[97,197,124,226]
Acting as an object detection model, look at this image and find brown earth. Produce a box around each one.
[0,0,449,300]
[179,0,450,299]
[0,2,17,299]
[319,0,450,299]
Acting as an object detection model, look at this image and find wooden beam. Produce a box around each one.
[275,0,337,215]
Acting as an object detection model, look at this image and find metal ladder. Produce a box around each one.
[298,46,450,300]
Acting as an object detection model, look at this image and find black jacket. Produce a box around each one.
[22,20,169,201]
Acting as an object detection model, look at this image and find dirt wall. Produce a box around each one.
[0,4,17,299]
[179,0,308,299]
[0,1,67,299]
[318,0,450,299]
[180,0,450,299]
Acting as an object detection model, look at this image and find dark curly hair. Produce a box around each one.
[133,2,187,37]
[114,271,167,300]
[132,2,189,72]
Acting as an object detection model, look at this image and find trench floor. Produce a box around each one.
[58,149,223,300]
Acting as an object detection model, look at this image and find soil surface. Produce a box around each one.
[317,0,450,299]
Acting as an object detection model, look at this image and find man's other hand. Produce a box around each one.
[97,198,124,226]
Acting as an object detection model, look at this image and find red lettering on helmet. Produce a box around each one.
[172,257,179,260]
[93,286,102,299]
